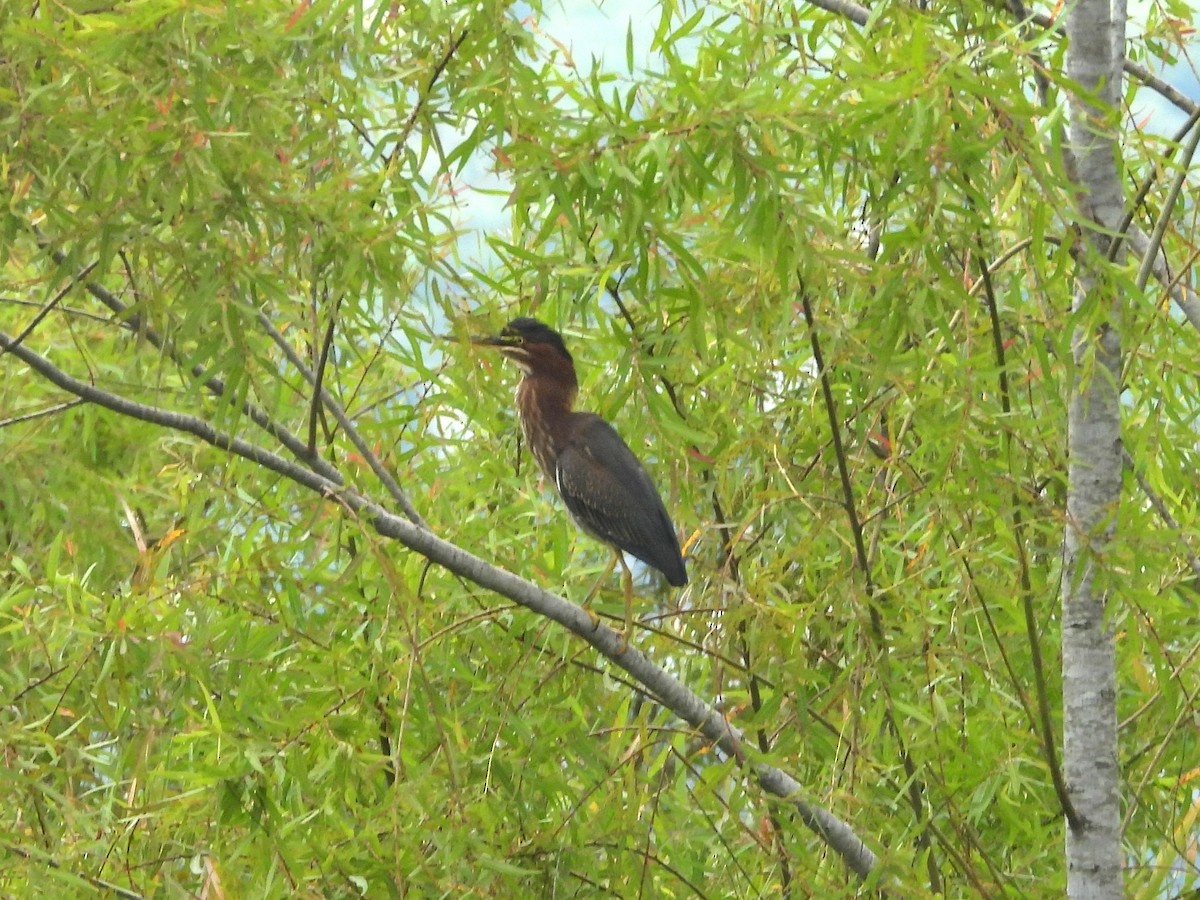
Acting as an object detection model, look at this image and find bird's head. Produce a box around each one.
[471,317,574,377]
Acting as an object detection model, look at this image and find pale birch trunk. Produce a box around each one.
[1063,0,1127,895]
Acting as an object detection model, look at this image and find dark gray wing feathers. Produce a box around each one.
[554,416,687,586]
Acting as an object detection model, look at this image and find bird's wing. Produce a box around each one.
[555,415,686,585]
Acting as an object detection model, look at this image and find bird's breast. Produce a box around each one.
[515,383,561,480]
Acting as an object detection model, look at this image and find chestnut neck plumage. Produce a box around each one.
[514,350,579,479]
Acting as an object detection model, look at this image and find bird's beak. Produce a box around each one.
[439,330,508,347]
[468,333,518,348]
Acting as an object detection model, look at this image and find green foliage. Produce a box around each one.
[1,0,1197,896]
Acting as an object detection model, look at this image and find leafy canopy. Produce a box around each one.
[1,0,1197,896]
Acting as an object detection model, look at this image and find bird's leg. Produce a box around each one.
[617,553,634,654]
[580,550,619,630]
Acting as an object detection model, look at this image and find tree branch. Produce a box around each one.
[40,246,348,488]
[800,289,940,891]
[1123,449,1200,581]
[977,251,1080,827]
[0,398,86,428]
[0,259,97,357]
[805,0,868,26]
[307,283,336,457]
[257,309,425,527]
[381,28,471,176]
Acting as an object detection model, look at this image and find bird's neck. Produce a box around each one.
[516,372,578,478]
[517,372,577,415]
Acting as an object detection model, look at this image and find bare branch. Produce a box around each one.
[805,0,868,26]
[977,250,1079,826]
[0,399,86,428]
[800,289,938,890]
[257,310,426,527]
[4,843,143,899]
[41,246,346,487]
[381,28,471,176]
[1123,449,1200,581]
[0,259,97,357]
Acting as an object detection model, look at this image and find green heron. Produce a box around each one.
[472,317,687,646]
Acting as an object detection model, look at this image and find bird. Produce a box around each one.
[471,317,687,648]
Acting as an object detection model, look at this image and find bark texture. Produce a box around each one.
[1063,0,1126,894]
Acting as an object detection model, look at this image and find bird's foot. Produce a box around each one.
[614,628,630,654]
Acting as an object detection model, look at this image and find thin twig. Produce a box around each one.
[0,295,113,325]
[1123,449,1200,580]
[977,250,1080,828]
[307,284,333,456]
[1135,114,1200,293]
[0,399,86,428]
[381,29,471,176]
[1106,105,1200,266]
[4,843,143,899]
[42,246,344,486]
[800,289,940,892]
[1125,228,1200,332]
[257,310,425,527]
[0,259,98,357]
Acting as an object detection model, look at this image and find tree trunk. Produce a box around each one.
[1063,0,1126,894]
